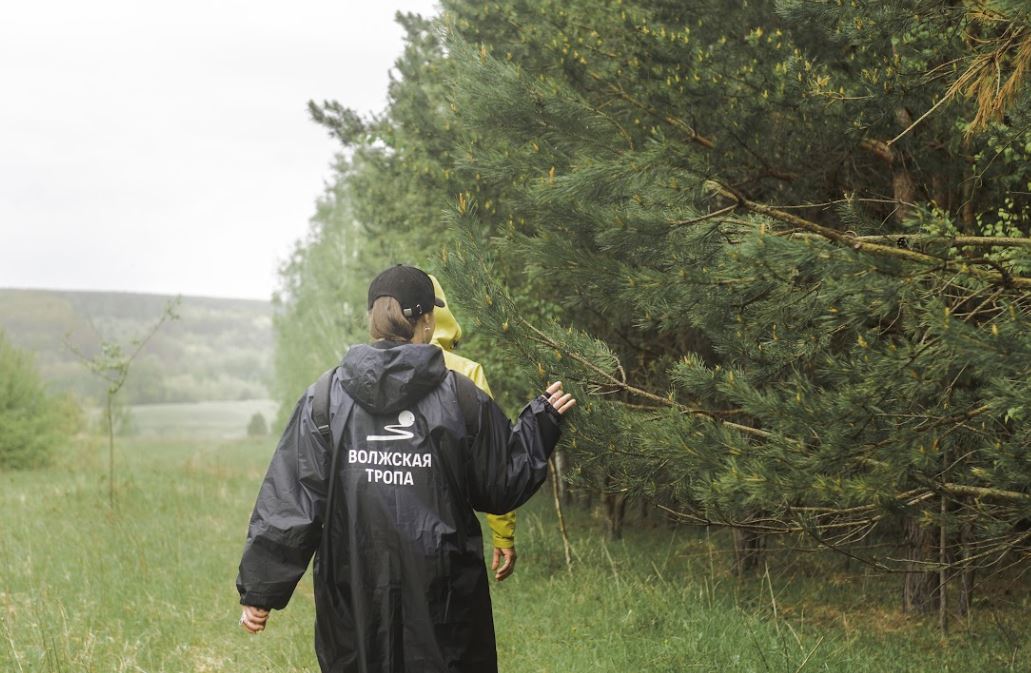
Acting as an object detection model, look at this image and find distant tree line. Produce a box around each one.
[0,290,274,406]
[279,0,1031,625]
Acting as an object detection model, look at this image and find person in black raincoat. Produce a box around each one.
[236,264,575,673]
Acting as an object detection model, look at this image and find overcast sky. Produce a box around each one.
[0,0,439,301]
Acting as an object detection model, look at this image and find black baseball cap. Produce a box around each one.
[367,265,445,318]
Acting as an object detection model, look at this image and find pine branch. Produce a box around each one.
[668,204,738,228]
[519,319,776,441]
[941,483,1031,503]
[706,180,1031,289]
[591,75,715,149]
[783,232,1031,250]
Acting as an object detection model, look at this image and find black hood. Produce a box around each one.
[339,341,448,415]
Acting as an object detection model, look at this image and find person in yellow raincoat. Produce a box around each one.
[429,274,518,581]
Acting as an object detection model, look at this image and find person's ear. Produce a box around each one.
[418,312,434,341]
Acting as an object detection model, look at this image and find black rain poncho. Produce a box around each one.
[236,341,562,673]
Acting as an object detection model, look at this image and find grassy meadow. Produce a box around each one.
[1,407,1028,672]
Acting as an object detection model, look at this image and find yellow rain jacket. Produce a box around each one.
[430,275,516,550]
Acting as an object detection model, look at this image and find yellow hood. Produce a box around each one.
[429,276,507,542]
[429,274,462,352]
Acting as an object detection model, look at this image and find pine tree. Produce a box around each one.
[273,169,368,422]
[285,0,1031,620]
[434,0,1031,618]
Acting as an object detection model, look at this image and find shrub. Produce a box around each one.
[246,412,268,437]
[0,330,70,469]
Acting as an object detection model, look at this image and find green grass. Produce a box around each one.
[0,436,311,673]
[1,430,1027,672]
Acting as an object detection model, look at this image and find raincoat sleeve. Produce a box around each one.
[462,359,515,548]
[461,382,563,515]
[486,512,515,549]
[236,391,330,610]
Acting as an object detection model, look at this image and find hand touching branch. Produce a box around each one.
[545,381,576,415]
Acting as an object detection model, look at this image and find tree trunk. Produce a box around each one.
[903,516,939,613]
[581,486,593,511]
[939,493,948,635]
[959,136,978,233]
[548,457,573,571]
[860,127,916,225]
[107,394,115,508]
[603,472,628,540]
[605,491,627,540]
[553,449,571,505]
[892,166,917,224]
[732,527,766,576]
[931,171,951,212]
[958,521,976,617]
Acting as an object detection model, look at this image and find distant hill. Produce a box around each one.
[0,289,273,404]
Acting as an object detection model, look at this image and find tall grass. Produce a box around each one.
[0,432,1026,672]
[0,437,313,672]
